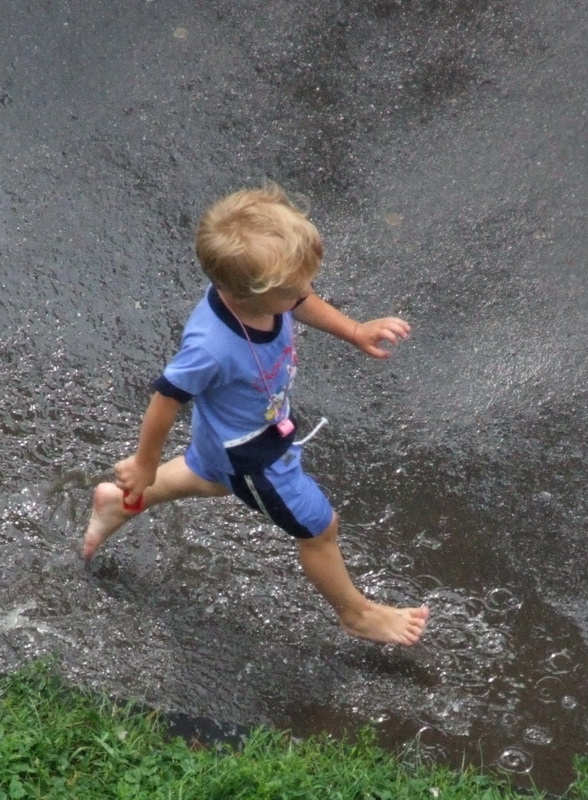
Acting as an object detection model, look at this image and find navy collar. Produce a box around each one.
[207,285,283,344]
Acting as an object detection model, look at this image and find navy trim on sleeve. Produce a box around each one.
[152,375,193,404]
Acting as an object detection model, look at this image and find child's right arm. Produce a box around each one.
[293,292,410,359]
[114,392,182,506]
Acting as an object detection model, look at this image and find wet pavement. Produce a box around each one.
[1,0,587,795]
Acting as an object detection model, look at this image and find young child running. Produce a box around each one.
[84,184,429,646]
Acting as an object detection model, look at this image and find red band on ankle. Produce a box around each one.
[123,491,145,513]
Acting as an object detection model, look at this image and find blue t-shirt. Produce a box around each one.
[158,285,298,474]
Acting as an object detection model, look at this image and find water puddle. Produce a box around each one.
[0,452,586,796]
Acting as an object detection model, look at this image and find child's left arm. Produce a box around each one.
[292,292,410,359]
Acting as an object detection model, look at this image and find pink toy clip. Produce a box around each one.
[276,418,295,437]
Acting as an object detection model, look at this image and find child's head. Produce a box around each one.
[195,184,323,298]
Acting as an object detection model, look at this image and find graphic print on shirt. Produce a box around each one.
[162,286,300,474]
[263,360,297,422]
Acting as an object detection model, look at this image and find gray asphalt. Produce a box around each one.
[1,0,586,794]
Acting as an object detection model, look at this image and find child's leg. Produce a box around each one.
[83,455,229,561]
[297,514,429,646]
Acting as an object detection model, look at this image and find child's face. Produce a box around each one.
[243,276,316,315]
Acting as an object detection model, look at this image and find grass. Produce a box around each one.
[0,659,585,799]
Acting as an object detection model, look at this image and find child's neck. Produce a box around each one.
[218,291,275,332]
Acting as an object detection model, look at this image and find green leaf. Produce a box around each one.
[8,778,27,800]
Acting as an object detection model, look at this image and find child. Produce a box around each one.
[84,184,429,646]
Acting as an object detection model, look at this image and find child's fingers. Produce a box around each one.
[366,344,392,359]
[379,328,401,345]
[374,326,405,349]
[365,318,410,342]
[123,491,145,512]
[385,318,411,338]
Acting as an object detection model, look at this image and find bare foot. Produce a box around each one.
[340,602,430,646]
[83,482,139,562]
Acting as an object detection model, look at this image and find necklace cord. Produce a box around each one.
[222,300,295,423]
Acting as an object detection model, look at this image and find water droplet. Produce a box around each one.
[480,630,508,655]
[388,552,414,571]
[483,587,521,614]
[561,695,578,710]
[501,712,521,729]
[535,676,562,704]
[523,726,553,746]
[547,649,573,674]
[497,746,533,773]
[413,529,442,550]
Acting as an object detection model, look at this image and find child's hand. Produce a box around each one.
[352,317,411,359]
[114,455,157,507]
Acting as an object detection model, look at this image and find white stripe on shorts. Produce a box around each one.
[243,474,273,522]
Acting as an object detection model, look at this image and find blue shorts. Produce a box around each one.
[185,444,333,539]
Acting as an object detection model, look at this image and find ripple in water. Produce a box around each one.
[546,649,573,675]
[402,727,450,767]
[478,629,509,656]
[387,552,414,571]
[561,695,578,711]
[497,746,533,774]
[482,587,521,615]
[535,676,563,704]
[523,725,553,746]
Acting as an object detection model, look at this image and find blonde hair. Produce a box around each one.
[195,184,323,297]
